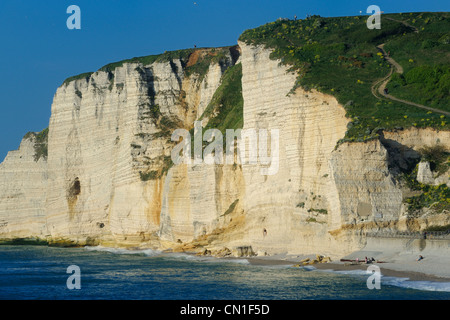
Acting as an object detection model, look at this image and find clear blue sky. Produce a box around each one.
[0,0,448,161]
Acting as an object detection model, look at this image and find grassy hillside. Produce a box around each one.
[384,13,450,111]
[200,63,243,133]
[239,12,450,143]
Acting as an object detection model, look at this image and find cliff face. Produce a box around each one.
[235,42,351,255]
[0,136,47,238]
[0,43,448,258]
[42,48,240,247]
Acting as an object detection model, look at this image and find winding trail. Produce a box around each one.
[370,19,450,117]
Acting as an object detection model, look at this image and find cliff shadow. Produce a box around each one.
[379,131,421,177]
[143,67,157,105]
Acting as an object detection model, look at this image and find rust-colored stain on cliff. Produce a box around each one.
[146,178,163,226]
[186,50,201,67]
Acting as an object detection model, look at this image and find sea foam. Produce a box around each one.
[313,267,450,292]
[84,245,251,265]
[84,245,161,257]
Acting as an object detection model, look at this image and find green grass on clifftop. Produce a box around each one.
[62,72,94,85]
[239,12,450,143]
[62,46,235,86]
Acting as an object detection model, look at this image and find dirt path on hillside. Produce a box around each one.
[370,37,450,116]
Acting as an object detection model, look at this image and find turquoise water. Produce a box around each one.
[0,245,449,300]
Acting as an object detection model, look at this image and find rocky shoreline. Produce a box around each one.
[1,238,449,285]
[243,252,450,283]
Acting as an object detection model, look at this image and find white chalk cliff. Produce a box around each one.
[0,43,448,259]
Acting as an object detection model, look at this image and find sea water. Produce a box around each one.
[0,245,449,300]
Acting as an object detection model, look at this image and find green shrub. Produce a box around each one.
[139,155,173,181]
[439,34,450,45]
[390,73,406,87]
[24,128,49,162]
[140,171,159,181]
[401,162,450,214]
[309,208,328,214]
[223,199,239,216]
[421,39,437,49]
[150,104,161,119]
[418,144,449,176]
[387,64,450,109]
[404,184,450,213]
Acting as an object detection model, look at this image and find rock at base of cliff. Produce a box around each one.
[234,246,256,257]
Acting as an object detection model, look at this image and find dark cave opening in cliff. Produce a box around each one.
[69,177,81,198]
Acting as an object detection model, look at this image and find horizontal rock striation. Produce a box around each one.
[0,44,448,259]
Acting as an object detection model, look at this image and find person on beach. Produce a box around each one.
[417,255,424,261]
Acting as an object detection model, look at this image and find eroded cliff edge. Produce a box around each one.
[0,43,448,260]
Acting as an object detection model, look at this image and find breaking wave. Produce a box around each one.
[84,245,250,265]
[310,267,450,292]
[84,245,161,257]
